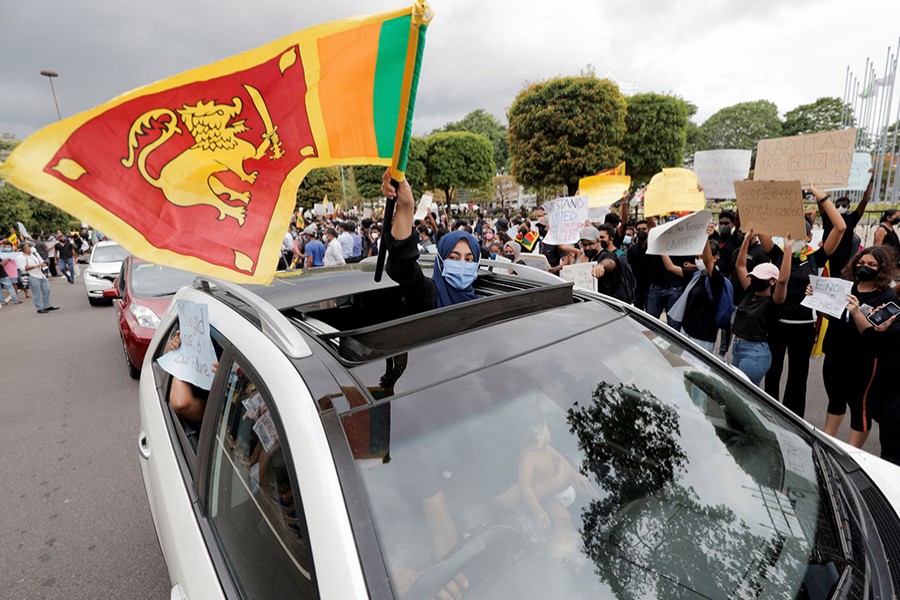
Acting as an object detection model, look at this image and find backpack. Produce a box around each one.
[704,273,734,329]
[609,254,636,304]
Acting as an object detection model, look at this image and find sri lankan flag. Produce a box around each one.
[0,3,432,284]
[596,162,626,177]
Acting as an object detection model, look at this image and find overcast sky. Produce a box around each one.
[2,0,899,142]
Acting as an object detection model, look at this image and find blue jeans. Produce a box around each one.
[0,276,19,304]
[59,257,74,283]
[31,277,51,311]
[648,285,682,330]
[731,338,771,386]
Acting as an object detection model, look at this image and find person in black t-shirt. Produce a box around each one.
[730,230,792,385]
[662,239,725,353]
[815,245,897,448]
[627,221,652,310]
[873,209,900,266]
[758,186,846,418]
[822,169,875,277]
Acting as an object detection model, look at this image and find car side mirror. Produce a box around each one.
[103,288,121,299]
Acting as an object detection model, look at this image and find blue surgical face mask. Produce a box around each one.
[441,257,479,290]
[622,234,633,246]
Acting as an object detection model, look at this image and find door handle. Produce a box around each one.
[138,431,151,460]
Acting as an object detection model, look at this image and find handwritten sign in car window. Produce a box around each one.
[158,300,217,390]
[800,276,853,319]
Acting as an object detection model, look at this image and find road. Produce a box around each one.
[0,266,884,599]
[0,273,169,599]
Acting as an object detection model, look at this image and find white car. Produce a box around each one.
[139,259,900,599]
[83,241,129,306]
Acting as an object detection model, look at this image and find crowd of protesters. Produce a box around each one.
[280,168,898,466]
[0,228,94,313]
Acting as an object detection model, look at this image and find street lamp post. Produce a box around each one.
[39,69,62,121]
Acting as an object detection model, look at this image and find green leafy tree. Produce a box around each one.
[782,97,852,137]
[440,109,509,173]
[425,132,494,204]
[0,132,19,162]
[295,167,344,210]
[0,183,74,235]
[699,100,782,164]
[353,137,428,201]
[508,76,626,195]
[622,93,689,184]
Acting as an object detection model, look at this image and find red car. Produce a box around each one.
[105,256,196,378]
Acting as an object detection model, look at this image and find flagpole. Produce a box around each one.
[881,41,900,203]
[873,47,895,202]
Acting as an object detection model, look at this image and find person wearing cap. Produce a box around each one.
[15,241,58,314]
[757,186,846,417]
[730,230,792,385]
[301,226,325,269]
[576,226,624,299]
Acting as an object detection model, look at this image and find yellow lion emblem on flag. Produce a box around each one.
[121,86,282,226]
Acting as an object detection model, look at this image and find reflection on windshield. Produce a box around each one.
[91,245,129,263]
[345,318,844,599]
[131,263,196,297]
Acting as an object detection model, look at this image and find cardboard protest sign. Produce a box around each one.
[801,275,853,318]
[313,203,326,216]
[158,300,218,390]
[754,128,857,188]
[578,175,631,208]
[734,180,806,240]
[560,262,597,292]
[542,196,589,245]
[646,211,712,256]
[413,192,434,220]
[692,150,751,199]
[825,152,873,192]
[643,168,706,216]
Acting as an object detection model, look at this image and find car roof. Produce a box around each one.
[94,240,121,249]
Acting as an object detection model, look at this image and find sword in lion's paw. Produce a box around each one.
[244,84,284,160]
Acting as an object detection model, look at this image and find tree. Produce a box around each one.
[0,183,74,235]
[425,132,494,205]
[494,175,520,209]
[295,167,343,210]
[782,97,851,137]
[508,76,626,195]
[352,137,428,202]
[699,100,782,164]
[0,132,19,162]
[441,109,509,173]
[621,93,689,184]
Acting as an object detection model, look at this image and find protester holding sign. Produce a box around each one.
[575,226,634,302]
[813,246,898,448]
[730,230,792,385]
[758,185,846,418]
[846,295,900,466]
[822,168,876,277]
[873,209,900,266]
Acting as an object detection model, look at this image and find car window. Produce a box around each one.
[131,263,196,297]
[207,358,317,599]
[344,317,844,599]
[91,244,129,263]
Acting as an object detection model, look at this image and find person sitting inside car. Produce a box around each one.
[164,329,218,424]
[382,169,480,313]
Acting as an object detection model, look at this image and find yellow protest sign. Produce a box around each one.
[578,175,631,208]
[643,168,706,216]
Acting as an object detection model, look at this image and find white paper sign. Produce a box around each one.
[801,275,853,318]
[313,203,326,216]
[588,206,611,224]
[362,207,374,219]
[560,262,597,292]
[414,192,434,220]
[825,152,873,192]
[647,211,712,256]
[253,411,279,453]
[692,150,752,199]
[542,196,589,245]
[158,300,218,390]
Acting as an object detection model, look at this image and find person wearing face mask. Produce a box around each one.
[576,226,633,302]
[620,225,635,251]
[301,226,325,268]
[730,230,792,385]
[822,169,875,277]
[322,227,346,267]
[382,169,481,314]
[367,225,382,258]
[873,208,900,266]
[479,226,496,259]
[758,185,846,418]
[661,240,728,353]
[626,220,653,311]
[502,240,525,266]
[813,246,898,448]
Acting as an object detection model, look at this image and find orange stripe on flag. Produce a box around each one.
[317,23,381,158]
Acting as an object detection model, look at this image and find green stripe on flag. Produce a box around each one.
[373,15,411,158]
[396,24,427,173]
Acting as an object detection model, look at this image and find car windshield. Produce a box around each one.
[341,315,848,599]
[131,263,195,297]
[91,244,129,263]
